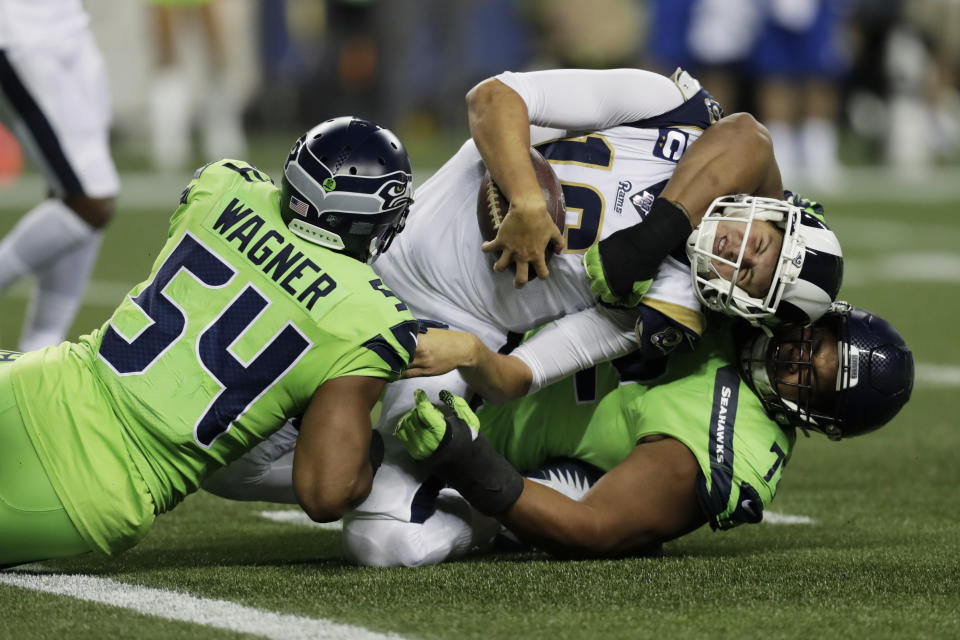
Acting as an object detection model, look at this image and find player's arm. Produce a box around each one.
[658,112,782,219]
[467,68,688,287]
[402,306,635,403]
[395,393,707,558]
[467,77,564,287]
[292,375,386,522]
[504,438,706,557]
[588,112,782,306]
[402,327,533,403]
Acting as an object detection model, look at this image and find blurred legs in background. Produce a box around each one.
[148,0,247,170]
[0,22,117,350]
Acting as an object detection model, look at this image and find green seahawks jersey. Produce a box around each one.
[12,160,417,554]
[478,329,796,530]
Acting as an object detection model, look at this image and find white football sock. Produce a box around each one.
[0,199,97,293]
[799,117,840,191]
[766,121,800,188]
[19,231,103,351]
[202,73,248,161]
[149,68,192,171]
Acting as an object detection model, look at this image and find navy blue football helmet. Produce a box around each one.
[280,116,413,263]
[738,302,914,440]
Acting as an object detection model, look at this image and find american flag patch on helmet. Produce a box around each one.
[289,195,309,217]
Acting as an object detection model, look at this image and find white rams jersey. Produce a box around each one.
[375,68,722,388]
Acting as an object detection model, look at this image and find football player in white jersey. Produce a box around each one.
[204,67,842,567]
[0,0,119,350]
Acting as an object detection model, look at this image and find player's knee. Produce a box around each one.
[342,517,442,567]
[62,195,115,229]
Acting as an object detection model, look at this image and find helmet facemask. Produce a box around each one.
[739,319,842,439]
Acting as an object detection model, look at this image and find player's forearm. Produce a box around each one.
[294,433,374,522]
[591,112,782,302]
[458,335,533,403]
[466,78,543,206]
[659,112,781,228]
[293,378,384,521]
[499,482,632,559]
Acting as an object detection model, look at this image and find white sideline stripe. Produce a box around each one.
[0,166,958,209]
[0,249,949,311]
[843,253,960,287]
[258,510,343,530]
[916,363,960,387]
[0,572,404,640]
[762,511,816,525]
[2,278,131,308]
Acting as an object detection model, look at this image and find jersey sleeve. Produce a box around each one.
[510,305,637,394]
[496,68,686,132]
[326,318,419,382]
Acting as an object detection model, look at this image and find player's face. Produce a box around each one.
[768,324,839,410]
[709,219,783,299]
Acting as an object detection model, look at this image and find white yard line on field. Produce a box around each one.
[842,252,960,287]
[915,363,960,387]
[762,511,817,525]
[258,510,343,530]
[2,166,960,210]
[0,572,405,640]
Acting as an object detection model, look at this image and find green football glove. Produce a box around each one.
[394,389,479,460]
[394,389,524,516]
[583,244,651,308]
[784,189,826,222]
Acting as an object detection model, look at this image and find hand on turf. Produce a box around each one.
[482,195,565,288]
[401,328,479,379]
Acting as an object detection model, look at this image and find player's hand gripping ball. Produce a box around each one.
[476,147,566,268]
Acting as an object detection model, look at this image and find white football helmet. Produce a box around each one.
[685,195,843,326]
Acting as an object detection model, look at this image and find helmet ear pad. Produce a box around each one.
[834,307,914,437]
[280,116,413,263]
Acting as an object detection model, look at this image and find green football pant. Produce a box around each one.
[0,356,91,567]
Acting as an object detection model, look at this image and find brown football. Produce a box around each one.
[476,147,566,268]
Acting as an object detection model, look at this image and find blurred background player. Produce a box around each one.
[0,116,417,568]
[0,0,118,351]
[147,0,248,171]
[749,0,853,191]
[389,304,915,564]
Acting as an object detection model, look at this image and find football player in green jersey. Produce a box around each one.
[392,304,914,560]
[0,117,418,568]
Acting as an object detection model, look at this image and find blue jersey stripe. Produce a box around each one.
[622,88,720,131]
